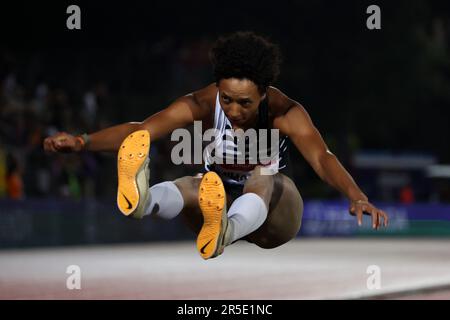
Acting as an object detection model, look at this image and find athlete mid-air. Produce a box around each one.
[43,32,388,260]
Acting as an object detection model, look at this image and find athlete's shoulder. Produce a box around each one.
[267,86,312,136]
[266,86,299,117]
[190,83,218,108]
[178,83,217,120]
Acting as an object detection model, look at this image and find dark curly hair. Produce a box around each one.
[210,31,282,93]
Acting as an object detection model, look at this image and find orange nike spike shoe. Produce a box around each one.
[197,171,229,260]
[117,130,151,219]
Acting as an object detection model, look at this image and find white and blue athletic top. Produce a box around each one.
[204,92,289,186]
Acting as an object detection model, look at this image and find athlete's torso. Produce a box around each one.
[204,92,289,186]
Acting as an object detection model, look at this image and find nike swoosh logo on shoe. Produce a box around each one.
[122,193,133,209]
[200,239,213,254]
[150,203,159,215]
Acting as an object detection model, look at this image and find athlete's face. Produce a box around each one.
[218,78,266,130]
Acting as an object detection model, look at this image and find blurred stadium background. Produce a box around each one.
[1,0,450,299]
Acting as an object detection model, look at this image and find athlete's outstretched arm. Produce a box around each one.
[273,90,388,229]
[43,92,207,153]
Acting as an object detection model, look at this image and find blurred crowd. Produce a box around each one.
[0,37,212,201]
[0,73,110,200]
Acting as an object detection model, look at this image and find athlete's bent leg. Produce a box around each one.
[225,166,273,244]
[117,130,196,221]
[246,173,303,249]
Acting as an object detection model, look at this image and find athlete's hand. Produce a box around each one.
[43,132,84,153]
[349,200,388,230]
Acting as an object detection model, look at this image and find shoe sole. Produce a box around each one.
[117,130,151,219]
[197,171,227,260]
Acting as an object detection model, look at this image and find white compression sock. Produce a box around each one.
[144,181,184,219]
[226,193,268,243]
